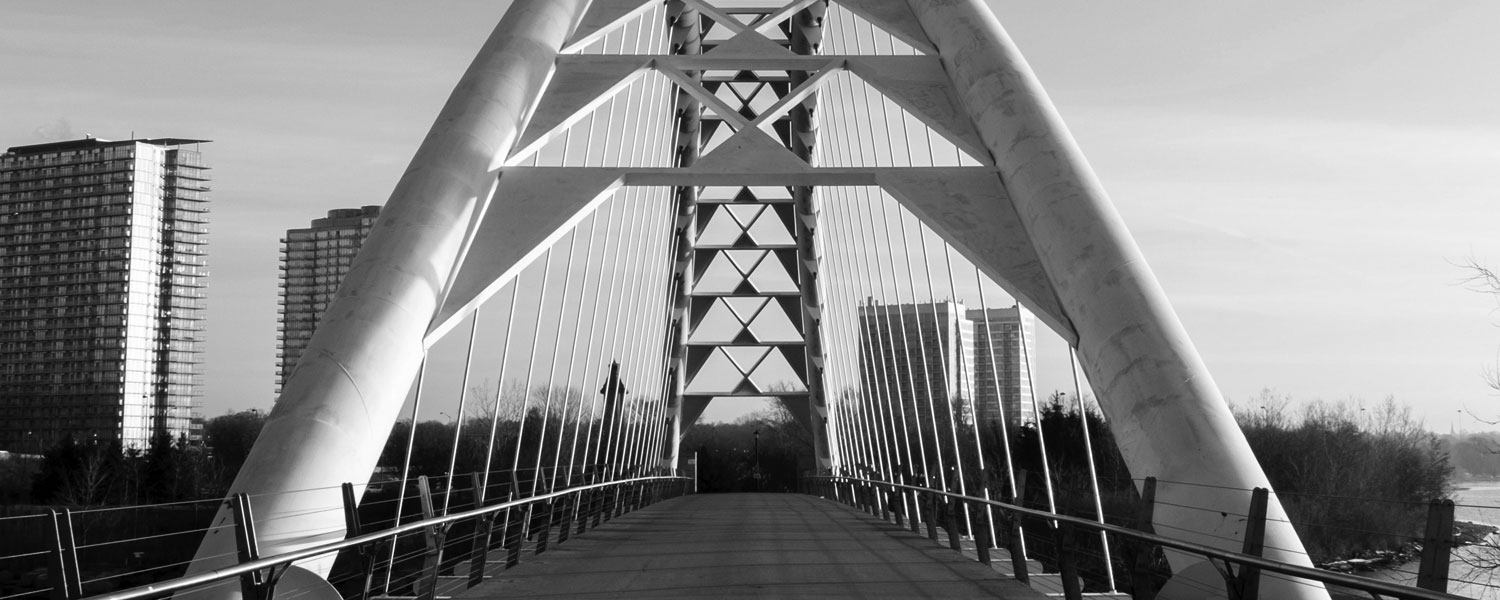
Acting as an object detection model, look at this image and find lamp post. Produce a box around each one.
[753,429,761,492]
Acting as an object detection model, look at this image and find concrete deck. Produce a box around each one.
[456,493,1046,599]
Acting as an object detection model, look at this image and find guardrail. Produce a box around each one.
[58,475,692,600]
[802,475,1466,600]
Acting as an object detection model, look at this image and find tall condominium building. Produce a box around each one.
[968,304,1037,427]
[856,300,1035,432]
[278,206,380,393]
[0,137,209,452]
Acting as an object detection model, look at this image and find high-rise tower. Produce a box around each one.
[276,206,380,393]
[0,137,209,452]
[857,300,1035,431]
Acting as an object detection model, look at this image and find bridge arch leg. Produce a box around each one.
[183,0,594,592]
[905,1,1326,598]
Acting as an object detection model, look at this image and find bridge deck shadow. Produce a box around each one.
[455,493,1046,599]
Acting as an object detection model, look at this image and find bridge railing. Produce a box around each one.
[802,475,1467,600]
[45,475,692,600]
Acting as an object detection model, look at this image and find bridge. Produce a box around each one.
[0,1,1477,599]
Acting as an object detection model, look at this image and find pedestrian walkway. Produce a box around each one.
[456,493,1046,599]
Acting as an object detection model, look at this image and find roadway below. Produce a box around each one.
[456,492,1045,599]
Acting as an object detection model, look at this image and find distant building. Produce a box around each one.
[856,300,1035,432]
[0,137,210,452]
[967,304,1036,428]
[277,206,380,393]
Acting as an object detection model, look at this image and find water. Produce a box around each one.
[1357,484,1500,598]
[1448,485,1500,597]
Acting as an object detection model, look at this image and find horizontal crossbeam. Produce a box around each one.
[495,166,998,188]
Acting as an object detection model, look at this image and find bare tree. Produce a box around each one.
[58,447,111,507]
[1461,258,1500,423]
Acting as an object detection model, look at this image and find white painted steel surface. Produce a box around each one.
[183,0,592,592]
[904,0,1326,597]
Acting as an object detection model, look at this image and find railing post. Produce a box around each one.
[1006,510,1029,584]
[1131,476,1158,600]
[973,500,992,565]
[945,498,963,552]
[1230,487,1268,600]
[576,474,594,535]
[1053,522,1083,600]
[593,475,607,527]
[556,491,572,544]
[903,472,921,534]
[341,482,379,600]
[1417,498,1455,593]
[1011,468,1030,558]
[467,473,492,588]
[924,492,939,541]
[532,497,552,555]
[230,493,274,600]
[888,485,902,527]
[415,476,444,600]
[46,509,82,600]
[504,491,524,568]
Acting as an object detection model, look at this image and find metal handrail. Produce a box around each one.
[91,475,691,600]
[805,475,1468,600]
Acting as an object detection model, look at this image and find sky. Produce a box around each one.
[3,2,1499,431]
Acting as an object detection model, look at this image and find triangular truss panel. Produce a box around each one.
[681,182,814,399]
[510,68,677,168]
[563,0,658,53]
[510,57,652,162]
[827,1,934,55]
[818,68,990,168]
[872,175,1073,339]
[429,168,625,339]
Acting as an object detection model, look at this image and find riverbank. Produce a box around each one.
[1334,484,1500,598]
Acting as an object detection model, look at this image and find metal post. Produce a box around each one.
[46,509,81,600]
[503,491,523,568]
[557,491,573,544]
[591,472,606,527]
[531,499,551,555]
[340,483,378,600]
[946,498,963,552]
[415,476,443,600]
[1417,499,1455,593]
[230,494,269,600]
[571,486,588,536]
[925,492,940,541]
[1232,487,1269,600]
[1007,510,1029,584]
[467,473,492,588]
[904,470,921,535]
[1131,477,1158,600]
[1054,523,1083,600]
[891,485,905,528]
[973,500,993,565]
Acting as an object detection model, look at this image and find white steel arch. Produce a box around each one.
[187,2,1326,598]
